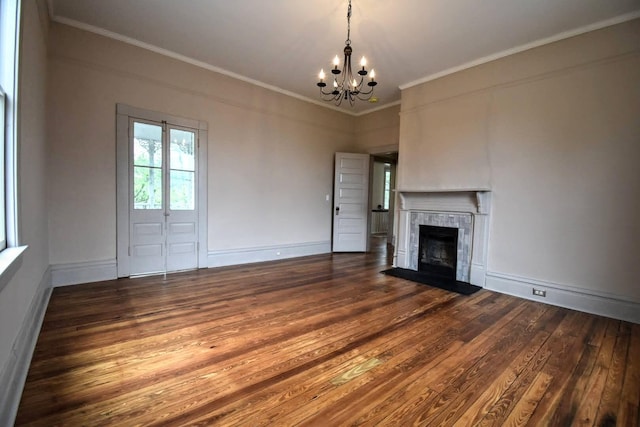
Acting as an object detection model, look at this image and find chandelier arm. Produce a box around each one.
[321,94,343,105]
[355,91,374,101]
[319,84,345,104]
[348,91,356,106]
[319,89,340,100]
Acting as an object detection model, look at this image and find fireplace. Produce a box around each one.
[395,191,492,287]
[418,225,458,281]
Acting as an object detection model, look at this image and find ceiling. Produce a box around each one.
[48,0,640,115]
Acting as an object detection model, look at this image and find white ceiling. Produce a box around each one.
[48,0,640,115]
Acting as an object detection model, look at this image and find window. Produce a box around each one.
[0,0,24,293]
[383,163,391,210]
[0,0,18,251]
[0,89,6,250]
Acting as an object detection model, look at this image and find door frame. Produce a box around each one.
[116,103,208,277]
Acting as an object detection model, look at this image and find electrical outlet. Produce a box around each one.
[532,288,546,297]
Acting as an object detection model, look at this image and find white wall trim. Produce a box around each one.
[0,267,52,425]
[399,11,640,90]
[354,100,402,117]
[367,143,399,156]
[51,259,117,287]
[208,241,331,268]
[470,262,487,288]
[0,246,27,294]
[485,271,640,324]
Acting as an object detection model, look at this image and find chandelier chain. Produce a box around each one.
[346,0,352,46]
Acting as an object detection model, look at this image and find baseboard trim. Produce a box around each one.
[208,241,331,268]
[0,267,52,425]
[485,271,640,324]
[51,259,118,287]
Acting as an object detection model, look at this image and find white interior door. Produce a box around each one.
[333,152,370,252]
[129,119,198,275]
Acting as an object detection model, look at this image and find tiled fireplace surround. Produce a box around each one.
[395,191,491,287]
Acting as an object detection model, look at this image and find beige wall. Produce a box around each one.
[399,92,492,191]
[354,104,400,153]
[47,24,357,265]
[399,19,640,300]
[0,0,50,395]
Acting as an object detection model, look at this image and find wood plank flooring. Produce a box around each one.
[16,240,640,426]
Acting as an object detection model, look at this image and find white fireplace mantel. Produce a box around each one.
[395,190,492,287]
[399,190,491,214]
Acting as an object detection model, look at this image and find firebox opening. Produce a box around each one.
[418,225,458,281]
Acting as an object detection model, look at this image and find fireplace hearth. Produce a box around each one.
[383,221,480,294]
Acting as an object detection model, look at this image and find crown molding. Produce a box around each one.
[47,6,638,117]
[48,15,373,116]
[400,11,640,91]
[353,100,401,117]
[45,3,401,118]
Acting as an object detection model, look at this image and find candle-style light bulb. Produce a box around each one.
[360,56,367,67]
[352,79,358,87]
[333,55,340,67]
[333,80,338,88]
[318,69,325,80]
[370,69,376,80]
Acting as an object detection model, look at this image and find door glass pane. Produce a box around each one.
[170,170,195,210]
[170,129,195,171]
[133,122,163,209]
[133,122,163,167]
[134,167,163,209]
[169,129,196,210]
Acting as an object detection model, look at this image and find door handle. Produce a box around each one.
[335,206,340,216]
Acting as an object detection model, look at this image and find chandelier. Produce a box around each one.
[316,0,377,106]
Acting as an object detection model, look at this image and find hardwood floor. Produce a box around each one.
[16,238,640,426]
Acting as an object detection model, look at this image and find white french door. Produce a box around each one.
[116,104,208,278]
[128,119,198,275]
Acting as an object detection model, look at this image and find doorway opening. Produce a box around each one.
[370,151,398,249]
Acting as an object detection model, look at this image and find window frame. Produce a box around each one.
[0,88,6,251]
[0,0,26,294]
[383,163,391,210]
